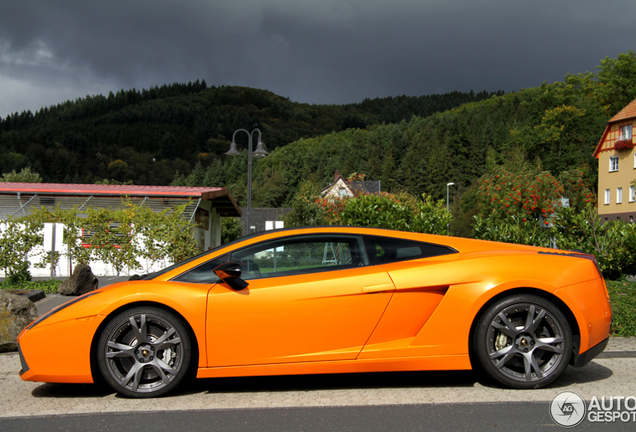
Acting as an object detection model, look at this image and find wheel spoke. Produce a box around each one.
[522,352,543,381]
[106,341,136,359]
[523,305,536,331]
[494,349,517,369]
[153,327,181,351]
[148,358,177,384]
[535,337,564,353]
[492,312,518,337]
[153,327,175,345]
[129,315,148,344]
[149,363,170,384]
[122,362,145,391]
[490,345,513,360]
[527,309,546,334]
[155,337,181,352]
[156,358,177,375]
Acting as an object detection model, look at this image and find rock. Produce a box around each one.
[0,291,38,352]
[58,264,99,296]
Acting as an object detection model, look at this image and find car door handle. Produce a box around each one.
[362,283,394,294]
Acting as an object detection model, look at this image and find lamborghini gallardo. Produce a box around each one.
[18,227,611,397]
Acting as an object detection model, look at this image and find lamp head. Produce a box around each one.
[253,141,269,158]
[225,141,240,156]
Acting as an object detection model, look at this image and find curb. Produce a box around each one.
[5,289,45,303]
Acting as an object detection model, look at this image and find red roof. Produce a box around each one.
[0,182,242,216]
[609,98,636,123]
[0,182,226,198]
[592,98,636,158]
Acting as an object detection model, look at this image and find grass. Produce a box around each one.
[0,279,62,294]
[1,278,634,337]
[606,280,636,337]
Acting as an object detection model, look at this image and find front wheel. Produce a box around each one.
[472,295,572,389]
[97,307,192,398]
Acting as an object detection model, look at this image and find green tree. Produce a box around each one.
[1,167,42,183]
[596,50,636,115]
[285,180,327,227]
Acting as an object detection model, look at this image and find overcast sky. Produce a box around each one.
[0,0,634,118]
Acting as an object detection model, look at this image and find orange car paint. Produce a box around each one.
[17,226,611,385]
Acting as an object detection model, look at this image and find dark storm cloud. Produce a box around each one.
[1,0,635,116]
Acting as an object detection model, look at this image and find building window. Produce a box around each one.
[621,124,633,140]
[617,187,623,204]
[605,189,611,205]
[610,156,619,172]
[634,153,636,169]
[631,186,636,203]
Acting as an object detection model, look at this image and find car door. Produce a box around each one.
[205,234,396,367]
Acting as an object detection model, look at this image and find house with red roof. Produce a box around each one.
[321,172,381,199]
[593,98,636,222]
[0,182,241,277]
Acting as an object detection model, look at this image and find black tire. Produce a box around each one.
[97,306,192,398]
[472,294,572,389]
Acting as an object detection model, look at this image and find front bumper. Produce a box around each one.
[18,315,105,384]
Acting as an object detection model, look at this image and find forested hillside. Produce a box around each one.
[0,82,499,185]
[3,51,636,236]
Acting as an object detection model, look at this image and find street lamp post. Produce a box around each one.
[446,182,454,235]
[225,128,268,235]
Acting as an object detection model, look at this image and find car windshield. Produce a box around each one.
[139,229,286,280]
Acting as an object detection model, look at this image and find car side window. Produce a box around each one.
[363,235,456,265]
[172,253,231,284]
[230,235,367,280]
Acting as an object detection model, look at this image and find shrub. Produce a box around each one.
[288,181,451,235]
[474,203,636,279]
[0,218,45,282]
[221,217,243,244]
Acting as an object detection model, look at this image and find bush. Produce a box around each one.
[0,279,62,294]
[287,180,451,235]
[606,280,636,337]
[473,215,552,247]
[0,218,45,281]
[473,203,636,279]
[221,217,243,244]
[552,205,636,279]
[334,192,451,234]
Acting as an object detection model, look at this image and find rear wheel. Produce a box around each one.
[472,295,572,389]
[97,307,192,398]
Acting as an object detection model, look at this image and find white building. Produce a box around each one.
[0,182,241,277]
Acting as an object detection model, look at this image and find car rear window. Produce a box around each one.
[362,235,456,265]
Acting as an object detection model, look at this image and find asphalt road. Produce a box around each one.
[0,402,633,432]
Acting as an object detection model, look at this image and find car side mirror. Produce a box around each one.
[213,261,249,291]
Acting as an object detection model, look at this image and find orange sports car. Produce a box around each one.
[17,227,611,397]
